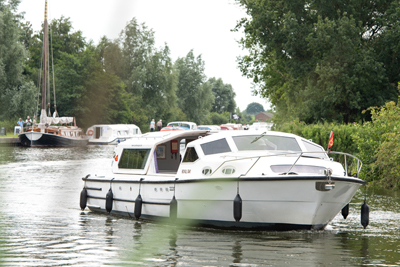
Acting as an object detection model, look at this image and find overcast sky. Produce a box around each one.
[18,0,270,111]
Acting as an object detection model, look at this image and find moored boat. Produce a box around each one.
[86,124,141,145]
[80,130,366,230]
[18,0,88,147]
[166,121,197,130]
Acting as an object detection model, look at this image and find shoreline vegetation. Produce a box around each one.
[3,98,399,191]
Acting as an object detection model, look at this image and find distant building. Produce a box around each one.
[255,112,274,122]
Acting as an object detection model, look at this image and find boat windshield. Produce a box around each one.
[118,149,150,169]
[233,135,302,151]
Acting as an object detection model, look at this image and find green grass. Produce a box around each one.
[0,132,19,138]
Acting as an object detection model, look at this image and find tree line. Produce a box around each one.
[0,0,242,132]
[4,0,400,130]
[235,0,400,124]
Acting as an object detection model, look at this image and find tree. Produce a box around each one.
[235,0,400,123]
[175,50,214,124]
[119,18,155,95]
[245,102,264,115]
[0,0,36,120]
[208,77,236,114]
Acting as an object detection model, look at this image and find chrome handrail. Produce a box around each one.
[211,151,363,178]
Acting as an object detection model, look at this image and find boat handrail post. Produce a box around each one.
[328,151,363,178]
[344,154,348,176]
[286,152,303,175]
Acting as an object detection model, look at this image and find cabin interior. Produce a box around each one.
[154,136,197,174]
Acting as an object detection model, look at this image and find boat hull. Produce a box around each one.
[19,131,88,147]
[82,176,364,230]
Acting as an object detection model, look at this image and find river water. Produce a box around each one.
[0,146,399,266]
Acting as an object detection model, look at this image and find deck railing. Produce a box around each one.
[211,151,363,178]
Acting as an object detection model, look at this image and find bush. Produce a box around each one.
[352,100,400,189]
[0,119,19,134]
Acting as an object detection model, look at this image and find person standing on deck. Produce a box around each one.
[150,119,155,132]
[26,116,32,129]
[156,119,162,131]
[32,115,37,126]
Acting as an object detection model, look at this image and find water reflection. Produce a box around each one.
[0,146,399,266]
[232,240,242,264]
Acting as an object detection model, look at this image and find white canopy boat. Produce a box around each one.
[80,130,367,230]
[86,124,141,145]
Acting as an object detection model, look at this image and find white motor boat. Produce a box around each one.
[86,124,141,145]
[80,130,366,230]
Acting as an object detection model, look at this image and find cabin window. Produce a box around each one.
[202,167,212,176]
[222,167,236,175]
[182,147,199,162]
[301,140,327,158]
[201,138,231,155]
[233,135,301,151]
[271,165,326,174]
[118,149,150,169]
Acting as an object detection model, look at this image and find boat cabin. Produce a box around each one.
[111,130,341,178]
[87,124,141,144]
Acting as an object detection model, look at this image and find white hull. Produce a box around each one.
[83,175,363,230]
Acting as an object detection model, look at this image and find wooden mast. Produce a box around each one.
[42,0,48,111]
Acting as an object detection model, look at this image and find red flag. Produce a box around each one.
[328,131,334,150]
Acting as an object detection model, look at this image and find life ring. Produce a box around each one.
[87,129,94,136]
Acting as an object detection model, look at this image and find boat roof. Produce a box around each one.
[167,121,197,125]
[119,130,210,148]
[88,124,140,129]
[119,129,316,149]
[188,130,302,143]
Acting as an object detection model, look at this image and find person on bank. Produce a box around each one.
[17,118,25,133]
[157,119,162,131]
[150,119,155,132]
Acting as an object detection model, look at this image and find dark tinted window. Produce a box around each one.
[118,149,150,169]
[183,147,199,162]
[201,138,231,155]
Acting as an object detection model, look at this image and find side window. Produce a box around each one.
[201,138,231,155]
[183,147,199,162]
[118,149,150,169]
[301,140,327,158]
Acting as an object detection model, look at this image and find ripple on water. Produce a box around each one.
[1,146,400,266]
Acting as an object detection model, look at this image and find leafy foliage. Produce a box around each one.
[6,2,240,132]
[235,0,400,123]
[352,100,400,189]
[175,50,214,124]
[245,102,264,115]
[0,1,36,120]
[208,77,236,114]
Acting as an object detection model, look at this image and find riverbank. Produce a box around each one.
[0,137,20,146]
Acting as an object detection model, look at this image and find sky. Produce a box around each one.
[18,0,271,112]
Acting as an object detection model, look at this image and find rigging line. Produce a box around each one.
[35,47,44,118]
